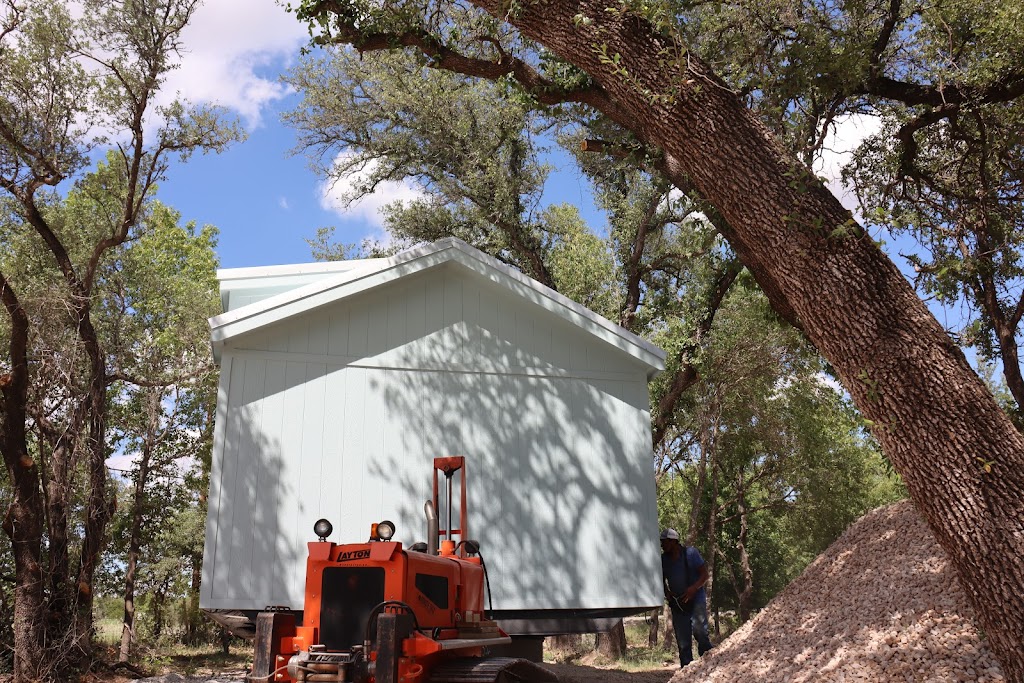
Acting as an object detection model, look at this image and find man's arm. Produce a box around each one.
[683,563,709,602]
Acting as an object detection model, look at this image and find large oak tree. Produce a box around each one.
[295,0,1024,678]
[0,1,238,679]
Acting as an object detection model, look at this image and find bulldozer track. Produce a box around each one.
[428,657,559,683]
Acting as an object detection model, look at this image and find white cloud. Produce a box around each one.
[106,451,136,473]
[813,114,884,213]
[815,371,846,396]
[159,0,309,128]
[279,196,290,210]
[319,154,426,228]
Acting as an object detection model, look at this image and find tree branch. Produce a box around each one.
[895,104,959,182]
[311,3,620,114]
[651,259,742,448]
[107,364,214,389]
[869,0,903,80]
[858,73,1024,109]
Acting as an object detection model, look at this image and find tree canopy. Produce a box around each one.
[292,0,1024,678]
[286,34,901,636]
[1,1,239,679]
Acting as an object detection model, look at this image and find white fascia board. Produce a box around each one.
[209,252,448,343]
[217,259,387,312]
[209,238,666,373]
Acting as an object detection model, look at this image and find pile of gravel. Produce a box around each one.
[672,500,1004,683]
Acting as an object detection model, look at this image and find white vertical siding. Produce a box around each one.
[200,356,232,606]
[202,264,661,613]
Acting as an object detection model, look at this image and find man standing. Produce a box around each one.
[661,528,714,666]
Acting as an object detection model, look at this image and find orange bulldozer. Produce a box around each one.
[247,457,558,683]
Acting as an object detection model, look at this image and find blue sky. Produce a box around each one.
[152,0,379,268]
[153,0,971,339]
[151,0,603,269]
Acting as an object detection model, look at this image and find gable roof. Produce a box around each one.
[209,238,666,376]
[216,257,387,313]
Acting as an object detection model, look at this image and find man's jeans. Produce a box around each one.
[670,600,715,666]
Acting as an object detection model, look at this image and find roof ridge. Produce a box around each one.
[209,239,666,373]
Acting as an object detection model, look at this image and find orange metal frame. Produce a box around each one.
[260,456,494,683]
[432,456,469,557]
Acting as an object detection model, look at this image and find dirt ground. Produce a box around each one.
[543,663,676,683]
[124,662,677,683]
[123,667,671,683]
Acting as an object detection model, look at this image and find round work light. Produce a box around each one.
[376,520,396,541]
[313,518,333,541]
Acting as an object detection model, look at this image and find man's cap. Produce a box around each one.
[660,528,679,541]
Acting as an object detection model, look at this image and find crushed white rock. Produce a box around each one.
[671,500,1004,683]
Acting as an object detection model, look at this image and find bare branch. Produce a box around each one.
[107,365,214,389]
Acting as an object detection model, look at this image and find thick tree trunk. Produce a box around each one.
[1,278,45,682]
[735,472,753,623]
[647,608,659,648]
[594,619,627,659]
[661,603,675,651]
[463,4,1024,678]
[5,497,45,682]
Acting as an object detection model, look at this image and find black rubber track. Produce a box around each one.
[428,657,559,683]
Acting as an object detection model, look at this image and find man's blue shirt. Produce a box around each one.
[661,545,707,606]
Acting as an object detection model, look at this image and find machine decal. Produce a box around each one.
[336,549,371,562]
[416,592,439,614]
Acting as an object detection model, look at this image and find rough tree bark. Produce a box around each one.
[594,619,627,659]
[454,4,1024,678]
[0,277,44,682]
[304,0,1024,675]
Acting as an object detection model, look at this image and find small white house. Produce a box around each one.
[200,238,666,638]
